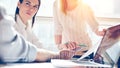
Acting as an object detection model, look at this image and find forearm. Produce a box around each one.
[55,35,63,50]
[55,35,62,44]
[35,49,59,62]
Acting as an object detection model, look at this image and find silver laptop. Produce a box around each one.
[51,24,120,68]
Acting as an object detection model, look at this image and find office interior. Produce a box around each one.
[0,0,120,68]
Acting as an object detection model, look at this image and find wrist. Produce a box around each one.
[52,52,60,59]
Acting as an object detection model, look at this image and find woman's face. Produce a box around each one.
[18,0,39,21]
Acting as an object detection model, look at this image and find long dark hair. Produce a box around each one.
[15,0,41,27]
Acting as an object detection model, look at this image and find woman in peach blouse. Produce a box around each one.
[53,0,106,57]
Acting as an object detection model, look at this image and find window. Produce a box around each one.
[84,0,120,18]
[37,0,55,17]
[1,0,120,17]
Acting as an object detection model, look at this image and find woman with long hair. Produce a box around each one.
[53,0,106,58]
[14,0,42,48]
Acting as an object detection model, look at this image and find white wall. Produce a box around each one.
[0,0,120,17]
[114,0,120,14]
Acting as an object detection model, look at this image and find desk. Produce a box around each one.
[0,62,89,68]
[0,62,118,68]
[0,63,55,68]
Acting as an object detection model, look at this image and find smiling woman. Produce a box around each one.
[13,0,44,49]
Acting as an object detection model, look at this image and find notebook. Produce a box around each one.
[51,24,120,68]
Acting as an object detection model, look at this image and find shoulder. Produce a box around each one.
[86,4,93,13]
[53,0,60,15]
[53,2,56,11]
[80,3,94,16]
[53,0,58,10]
[53,0,57,6]
[0,15,15,27]
[82,3,92,11]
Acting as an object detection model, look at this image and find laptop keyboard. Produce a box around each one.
[71,60,97,65]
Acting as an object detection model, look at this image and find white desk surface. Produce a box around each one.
[0,63,55,68]
[0,62,91,68]
[0,62,118,68]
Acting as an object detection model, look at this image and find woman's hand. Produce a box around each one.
[59,49,75,59]
[58,42,80,50]
[97,29,106,36]
[93,53,104,64]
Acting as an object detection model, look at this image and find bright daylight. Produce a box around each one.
[0,0,120,68]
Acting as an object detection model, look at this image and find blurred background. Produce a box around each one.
[0,0,120,51]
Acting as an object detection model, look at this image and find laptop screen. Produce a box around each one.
[106,42,120,64]
[94,24,120,64]
[95,24,120,56]
[77,24,120,64]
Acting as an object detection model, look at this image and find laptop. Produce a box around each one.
[51,24,120,68]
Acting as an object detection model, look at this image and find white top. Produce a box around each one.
[53,1,99,49]
[0,15,37,62]
[14,15,42,48]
